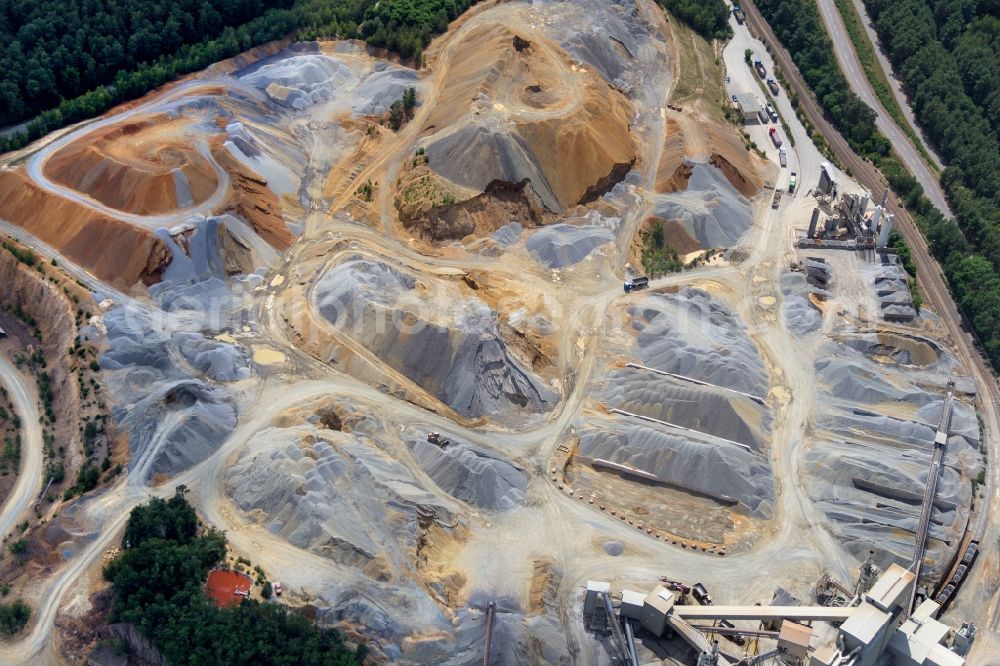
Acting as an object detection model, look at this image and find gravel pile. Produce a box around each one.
[652,163,753,248]
[315,256,557,419]
[526,223,615,268]
[629,289,769,395]
[173,332,250,381]
[409,438,527,511]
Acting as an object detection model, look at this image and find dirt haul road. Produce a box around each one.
[0,357,43,543]
[742,0,1000,650]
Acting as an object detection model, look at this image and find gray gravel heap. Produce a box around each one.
[652,163,753,248]
[173,332,250,381]
[315,256,557,420]
[526,224,615,268]
[629,289,769,395]
[409,438,527,511]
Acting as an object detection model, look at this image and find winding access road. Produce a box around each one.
[814,0,952,217]
[0,356,43,541]
[848,0,945,172]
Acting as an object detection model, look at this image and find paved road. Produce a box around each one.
[0,356,43,541]
[742,1,1000,655]
[849,0,945,171]
[815,0,952,217]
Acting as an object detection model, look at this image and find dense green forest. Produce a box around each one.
[756,0,1000,368]
[104,490,362,665]
[657,0,732,40]
[0,0,475,152]
[0,0,295,126]
[862,0,1000,366]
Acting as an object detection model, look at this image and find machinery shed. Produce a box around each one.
[734,92,763,123]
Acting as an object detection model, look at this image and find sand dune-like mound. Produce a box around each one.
[0,168,170,286]
[422,24,636,212]
[43,116,220,215]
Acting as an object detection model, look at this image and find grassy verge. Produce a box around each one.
[831,0,939,173]
[666,12,726,117]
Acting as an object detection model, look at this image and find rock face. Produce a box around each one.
[314,256,557,419]
[43,116,220,215]
[218,152,296,251]
[422,22,636,212]
[0,169,171,287]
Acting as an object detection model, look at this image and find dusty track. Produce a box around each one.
[0,357,43,542]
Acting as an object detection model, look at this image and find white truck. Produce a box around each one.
[779,147,787,168]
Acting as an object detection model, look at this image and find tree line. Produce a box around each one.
[657,0,733,40]
[103,490,363,665]
[0,0,476,154]
[756,0,1000,368]
[0,0,295,127]
[863,0,1000,368]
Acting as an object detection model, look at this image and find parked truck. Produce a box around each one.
[779,147,787,167]
[754,58,766,79]
[769,126,782,148]
[624,276,649,293]
[788,172,797,193]
[767,77,779,95]
[733,5,746,23]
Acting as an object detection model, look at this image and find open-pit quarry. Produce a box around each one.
[0,1,995,664]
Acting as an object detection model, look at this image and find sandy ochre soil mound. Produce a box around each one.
[0,168,171,286]
[43,116,220,216]
[215,151,295,251]
[420,23,636,215]
[655,113,765,198]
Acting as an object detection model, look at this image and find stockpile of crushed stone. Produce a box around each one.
[874,264,916,321]
[226,426,458,571]
[239,53,356,109]
[629,289,769,395]
[544,0,645,91]
[426,126,563,212]
[526,223,615,268]
[349,62,421,115]
[780,272,823,335]
[652,163,753,248]
[117,380,236,480]
[814,356,935,406]
[579,421,775,517]
[804,339,984,575]
[602,369,770,451]
[173,332,250,381]
[314,256,557,419]
[409,437,527,511]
